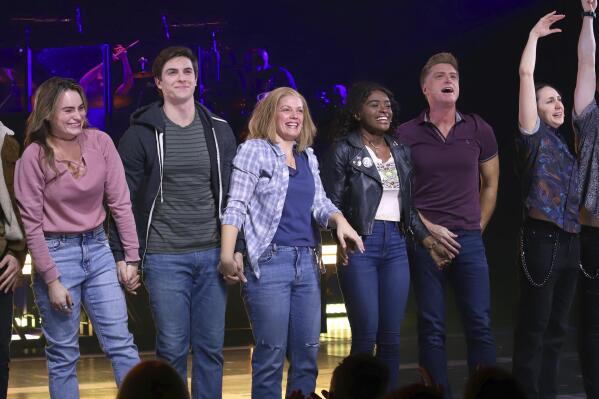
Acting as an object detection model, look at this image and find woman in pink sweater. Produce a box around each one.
[14,77,140,398]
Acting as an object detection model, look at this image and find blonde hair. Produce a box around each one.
[420,52,459,87]
[247,87,316,152]
[25,77,89,170]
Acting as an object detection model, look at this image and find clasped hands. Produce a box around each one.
[423,222,461,270]
[218,252,247,285]
[116,260,141,295]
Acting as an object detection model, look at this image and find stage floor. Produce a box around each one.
[6,317,587,398]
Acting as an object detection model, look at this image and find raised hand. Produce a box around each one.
[582,0,597,12]
[112,44,128,62]
[530,11,565,39]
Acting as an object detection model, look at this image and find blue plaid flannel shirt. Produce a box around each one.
[222,139,339,278]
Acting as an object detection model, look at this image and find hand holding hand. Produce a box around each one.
[530,11,565,39]
[423,236,455,270]
[125,264,141,294]
[222,252,247,285]
[335,219,364,266]
[423,221,461,256]
[117,261,141,294]
[219,252,247,284]
[0,254,21,293]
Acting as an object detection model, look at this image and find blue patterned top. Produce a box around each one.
[222,139,338,278]
[515,118,580,233]
[573,100,599,217]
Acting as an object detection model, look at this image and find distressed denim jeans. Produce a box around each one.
[242,245,321,399]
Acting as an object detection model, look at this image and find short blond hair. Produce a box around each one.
[420,52,459,87]
[247,87,316,152]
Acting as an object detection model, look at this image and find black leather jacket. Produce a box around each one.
[322,131,430,243]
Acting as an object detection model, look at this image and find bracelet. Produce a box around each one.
[582,10,596,18]
[126,261,139,267]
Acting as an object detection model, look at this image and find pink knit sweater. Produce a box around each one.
[15,129,139,283]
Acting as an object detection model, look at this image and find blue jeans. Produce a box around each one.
[32,227,139,399]
[144,247,227,399]
[337,221,410,389]
[242,245,321,399]
[410,230,496,399]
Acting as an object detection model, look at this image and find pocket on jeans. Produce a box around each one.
[257,247,274,264]
[521,227,557,283]
[45,239,62,252]
[95,231,109,246]
[96,230,108,241]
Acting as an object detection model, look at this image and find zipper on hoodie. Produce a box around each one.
[141,129,164,268]
[210,123,224,220]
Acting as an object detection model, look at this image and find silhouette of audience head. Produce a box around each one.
[463,366,526,399]
[116,359,190,399]
[383,383,442,399]
[328,353,390,399]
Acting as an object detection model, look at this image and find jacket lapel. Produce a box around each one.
[347,131,382,183]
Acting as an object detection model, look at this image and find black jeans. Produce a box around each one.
[579,225,599,399]
[0,287,12,398]
[512,218,579,399]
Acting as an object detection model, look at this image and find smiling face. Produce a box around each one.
[275,94,304,142]
[49,90,86,139]
[536,85,564,128]
[357,90,393,135]
[422,63,460,106]
[155,56,197,105]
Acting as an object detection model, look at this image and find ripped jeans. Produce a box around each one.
[242,245,321,399]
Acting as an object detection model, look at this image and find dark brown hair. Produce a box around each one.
[152,46,199,81]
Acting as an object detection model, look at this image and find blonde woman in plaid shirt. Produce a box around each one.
[220,87,363,399]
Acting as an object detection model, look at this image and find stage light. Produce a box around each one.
[326,303,346,315]
[11,334,41,341]
[321,245,337,265]
[22,254,32,275]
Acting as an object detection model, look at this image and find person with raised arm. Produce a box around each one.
[572,1,599,397]
[512,12,581,399]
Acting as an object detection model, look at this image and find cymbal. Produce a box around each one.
[133,71,153,79]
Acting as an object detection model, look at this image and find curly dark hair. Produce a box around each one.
[333,81,400,138]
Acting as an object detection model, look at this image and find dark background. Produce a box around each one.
[0,0,589,351]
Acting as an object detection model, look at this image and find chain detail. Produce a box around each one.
[519,228,560,288]
[579,261,599,280]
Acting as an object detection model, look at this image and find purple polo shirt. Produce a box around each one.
[395,111,498,231]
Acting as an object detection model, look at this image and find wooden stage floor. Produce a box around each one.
[6,317,588,398]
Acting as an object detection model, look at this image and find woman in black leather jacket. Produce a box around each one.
[322,82,450,389]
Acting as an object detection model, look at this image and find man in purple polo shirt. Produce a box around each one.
[396,52,499,399]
